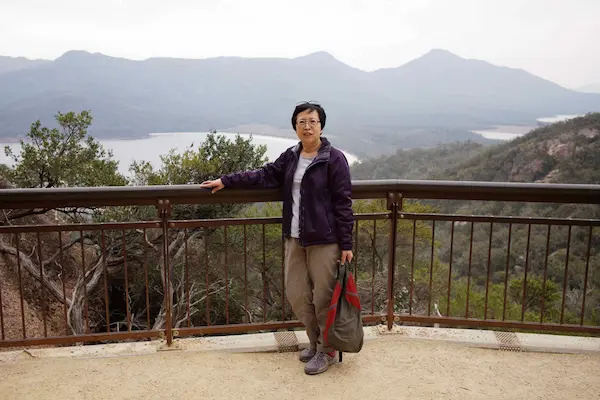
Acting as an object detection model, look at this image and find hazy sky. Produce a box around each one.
[1,0,598,88]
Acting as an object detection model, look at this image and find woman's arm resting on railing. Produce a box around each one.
[200,150,288,193]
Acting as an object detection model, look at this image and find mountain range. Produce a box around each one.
[577,83,600,94]
[0,55,49,74]
[1,49,599,156]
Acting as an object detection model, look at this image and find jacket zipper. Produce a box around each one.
[298,156,327,247]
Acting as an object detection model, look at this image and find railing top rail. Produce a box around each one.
[0,179,599,209]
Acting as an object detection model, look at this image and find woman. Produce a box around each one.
[200,102,354,375]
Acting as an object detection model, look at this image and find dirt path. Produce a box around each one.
[1,336,599,400]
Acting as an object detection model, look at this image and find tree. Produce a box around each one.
[127,133,268,221]
[0,111,130,335]
[0,116,271,336]
[5,111,126,189]
[92,133,270,331]
[2,111,127,225]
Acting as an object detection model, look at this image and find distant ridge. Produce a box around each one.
[1,49,599,156]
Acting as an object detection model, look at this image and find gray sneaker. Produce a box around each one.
[299,347,316,363]
[304,351,337,375]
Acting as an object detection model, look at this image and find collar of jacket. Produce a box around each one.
[292,136,332,163]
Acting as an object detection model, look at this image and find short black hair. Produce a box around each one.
[291,102,326,130]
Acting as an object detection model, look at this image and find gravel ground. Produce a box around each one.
[1,335,599,400]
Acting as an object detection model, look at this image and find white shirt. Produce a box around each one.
[290,155,315,238]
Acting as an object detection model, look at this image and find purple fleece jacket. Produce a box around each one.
[220,137,354,250]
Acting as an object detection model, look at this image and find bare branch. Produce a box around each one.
[29,243,37,259]
[368,230,386,271]
[137,229,159,251]
[67,251,123,334]
[173,230,203,261]
[0,208,52,225]
[2,210,13,226]
[0,240,70,306]
[42,234,93,268]
[173,282,226,328]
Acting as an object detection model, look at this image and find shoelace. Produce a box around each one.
[315,352,328,365]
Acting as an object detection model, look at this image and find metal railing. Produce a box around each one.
[0,179,599,349]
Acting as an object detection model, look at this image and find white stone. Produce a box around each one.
[516,332,600,354]
[179,332,279,353]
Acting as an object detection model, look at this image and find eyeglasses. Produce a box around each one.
[296,119,321,127]
[296,100,321,107]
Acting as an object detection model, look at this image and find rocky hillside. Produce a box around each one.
[0,213,82,342]
[352,113,600,329]
[440,112,600,184]
[351,141,488,180]
[353,112,600,185]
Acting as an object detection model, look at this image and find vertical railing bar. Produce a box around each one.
[205,228,210,326]
[244,225,248,324]
[101,230,110,334]
[386,194,400,330]
[521,224,532,322]
[122,229,131,332]
[540,225,551,323]
[224,226,229,325]
[37,231,48,337]
[484,222,493,320]
[159,200,173,346]
[59,231,69,336]
[15,233,26,339]
[0,244,4,340]
[428,220,435,316]
[262,224,267,323]
[143,229,150,330]
[502,224,512,321]
[354,220,359,277]
[465,222,474,319]
[80,230,88,334]
[560,225,572,324]
[409,220,416,316]
[371,219,376,315]
[580,226,593,326]
[185,229,190,328]
[446,221,455,317]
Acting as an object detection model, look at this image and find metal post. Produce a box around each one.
[157,199,173,346]
[386,192,401,330]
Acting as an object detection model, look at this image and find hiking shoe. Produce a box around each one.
[299,347,316,363]
[304,351,337,375]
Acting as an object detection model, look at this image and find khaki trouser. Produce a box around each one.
[284,238,340,353]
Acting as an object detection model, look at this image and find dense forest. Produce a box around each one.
[0,111,598,344]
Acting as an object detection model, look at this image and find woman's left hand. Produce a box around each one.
[341,250,353,264]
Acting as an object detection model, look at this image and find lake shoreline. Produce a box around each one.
[470,124,536,140]
[0,133,151,145]
[0,130,300,146]
[1,131,361,175]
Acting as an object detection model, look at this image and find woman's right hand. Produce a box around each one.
[200,178,225,194]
